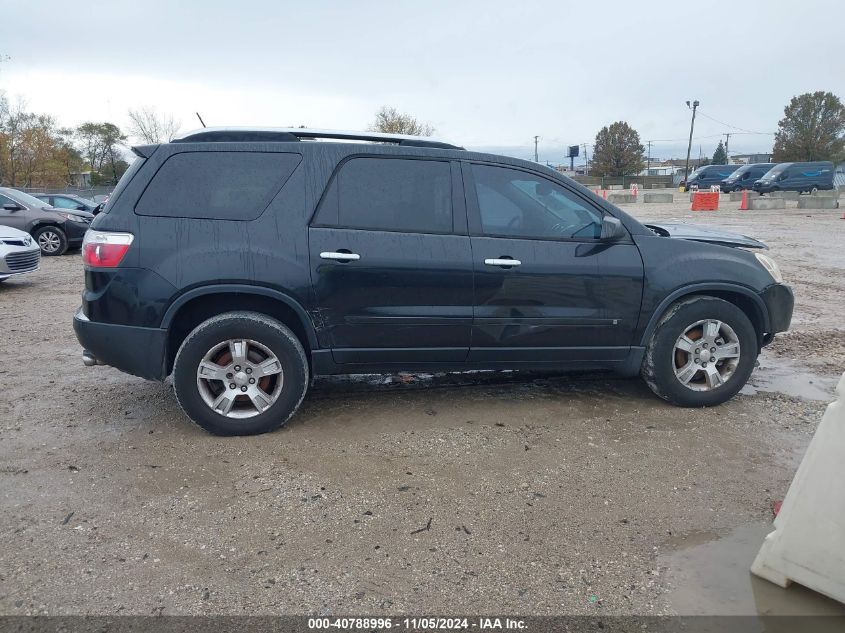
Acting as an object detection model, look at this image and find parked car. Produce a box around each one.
[0,187,93,255]
[720,163,776,193]
[753,161,835,194]
[682,164,741,191]
[73,128,794,436]
[32,193,104,215]
[0,225,41,283]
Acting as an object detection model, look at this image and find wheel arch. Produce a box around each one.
[161,285,319,376]
[640,283,770,348]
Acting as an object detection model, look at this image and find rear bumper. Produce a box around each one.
[761,283,794,335]
[73,307,167,380]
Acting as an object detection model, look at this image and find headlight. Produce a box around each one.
[755,252,783,283]
[58,212,88,223]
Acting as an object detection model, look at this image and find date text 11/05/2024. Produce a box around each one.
[307,617,527,630]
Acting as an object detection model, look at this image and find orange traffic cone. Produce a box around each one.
[602,190,607,199]
[739,190,749,211]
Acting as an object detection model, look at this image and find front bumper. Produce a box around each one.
[761,283,794,335]
[65,221,89,246]
[73,307,167,380]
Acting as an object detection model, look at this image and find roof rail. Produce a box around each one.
[171,127,464,150]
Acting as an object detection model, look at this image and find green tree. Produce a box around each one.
[369,106,434,136]
[711,140,727,165]
[590,121,645,176]
[772,91,845,162]
[75,122,127,184]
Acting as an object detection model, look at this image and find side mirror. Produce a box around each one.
[2,203,22,211]
[600,216,627,241]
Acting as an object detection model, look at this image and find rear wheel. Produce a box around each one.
[642,296,757,407]
[173,311,309,435]
[33,226,68,256]
[810,186,819,195]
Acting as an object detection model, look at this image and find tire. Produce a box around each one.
[641,296,757,407]
[810,186,819,195]
[33,226,68,256]
[173,311,309,436]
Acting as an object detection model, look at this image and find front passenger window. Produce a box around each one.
[472,164,602,240]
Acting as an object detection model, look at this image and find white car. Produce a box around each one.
[0,225,41,283]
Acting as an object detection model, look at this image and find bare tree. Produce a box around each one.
[369,106,435,136]
[127,106,181,144]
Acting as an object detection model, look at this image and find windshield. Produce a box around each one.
[725,166,749,181]
[763,164,788,179]
[8,189,53,208]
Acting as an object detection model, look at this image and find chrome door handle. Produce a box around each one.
[320,251,360,261]
[484,258,521,267]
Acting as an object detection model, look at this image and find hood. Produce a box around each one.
[46,207,95,220]
[0,224,33,240]
[644,223,767,249]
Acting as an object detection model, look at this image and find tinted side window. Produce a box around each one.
[322,157,452,233]
[136,152,301,220]
[472,164,602,240]
[0,194,15,206]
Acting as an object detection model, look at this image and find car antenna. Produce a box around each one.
[195,112,207,128]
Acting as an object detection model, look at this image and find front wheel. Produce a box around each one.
[173,311,309,435]
[33,226,68,256]
[641,296,757,407]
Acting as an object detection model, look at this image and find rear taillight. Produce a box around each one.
[82,230,134,268]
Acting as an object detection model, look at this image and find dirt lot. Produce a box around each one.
[1,195,844,617]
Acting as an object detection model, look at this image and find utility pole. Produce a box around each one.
[724,133,731,164]
[683,99,699,189]
[646,140,653,178]
[582,143,590,174]
[533,136,539,162]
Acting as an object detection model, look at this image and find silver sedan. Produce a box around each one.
[0,225,41,283]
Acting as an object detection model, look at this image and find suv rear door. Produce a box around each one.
[463,162,644,363]
[308,155,473,364]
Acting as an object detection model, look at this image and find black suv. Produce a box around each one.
[73,128,794,436]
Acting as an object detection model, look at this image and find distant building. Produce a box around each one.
[731,153,773,165]
[69,171,92,187]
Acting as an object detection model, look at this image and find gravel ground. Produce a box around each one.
[0,194,843,616]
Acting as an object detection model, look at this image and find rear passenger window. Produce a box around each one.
[136,152,301,220]
[316,157,452,233]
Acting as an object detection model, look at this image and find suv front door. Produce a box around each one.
[464,163,644,363]
[308,156,473,364]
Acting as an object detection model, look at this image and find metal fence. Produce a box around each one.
[570,174,675,189]
[17,186,115,200]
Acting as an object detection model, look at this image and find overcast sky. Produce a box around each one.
[2,0,843,163]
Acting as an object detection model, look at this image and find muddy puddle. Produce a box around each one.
[661,521,845,617]
[743,358,837,401]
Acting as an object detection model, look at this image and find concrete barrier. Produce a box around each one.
[812,189,840,198]
[608,184,624,190]
[770,191,799,201]
[643,192,673,203]
[749,197,786,210]
[608,193,637,204]
[752,372,845,604]
[729,190,760,202]
[798,196,839,209]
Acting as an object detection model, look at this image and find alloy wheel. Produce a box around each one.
[196,338,284,418]
[673,319,741,391]
[38,231,61,253]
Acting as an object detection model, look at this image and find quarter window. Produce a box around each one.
[472,164,602,240]
[317,157,452,233]
[136,152,301,220]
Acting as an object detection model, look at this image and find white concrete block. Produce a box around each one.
[751,372,845,605]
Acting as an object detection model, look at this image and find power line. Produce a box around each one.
[695,110,774,135]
